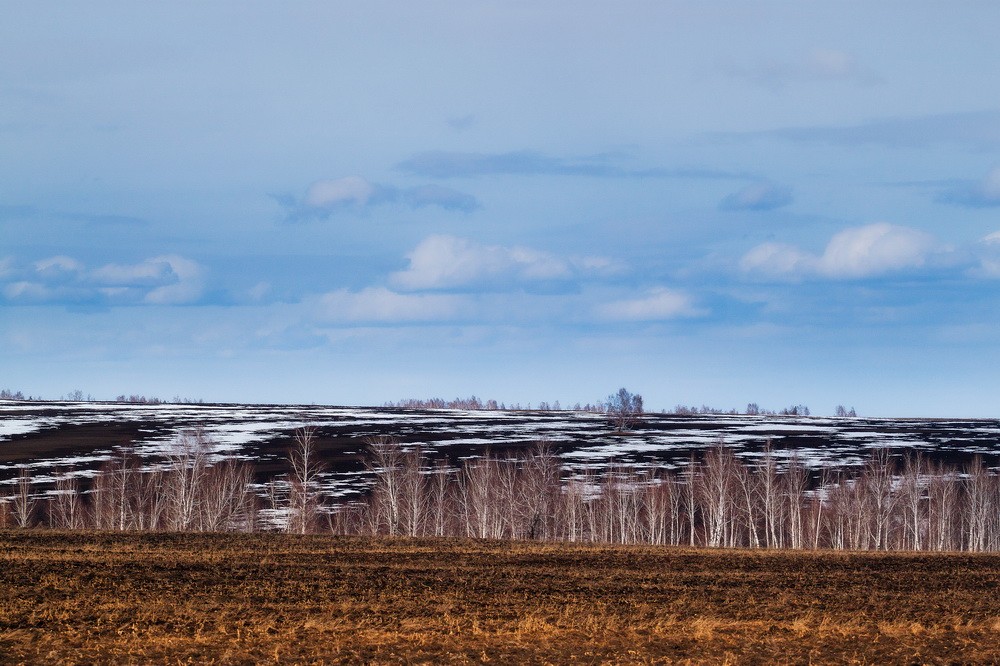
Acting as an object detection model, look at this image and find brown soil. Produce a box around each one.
[1,531,998,664]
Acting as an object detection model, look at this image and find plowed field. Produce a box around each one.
[2,531,999,664]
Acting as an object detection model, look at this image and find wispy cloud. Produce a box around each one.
[248,281,271,301]
[281,175,480,220]
[303,176,376,209]
[91,257,179,287]
[3,281,51,301]
[402,184,480,212]
[724,48,884,91]
[391,235,617,291]
[972,231,1000,278]
[720,181,793,211]
[2,254,205,305]
[596,287,703,321]
[315,287,464,323]
[33,255,84,279]
[936,167,1000,207]
[63,212,148,227]
[0,204,147,227]
[726,110,1000,150]
[396,150,749,180]
[741,223,938,280]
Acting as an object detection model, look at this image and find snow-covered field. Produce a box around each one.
[2,401,999,496]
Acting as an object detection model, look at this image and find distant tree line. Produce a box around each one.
[1,389,40,401]
[675,403,814,416]
[0,389,207,404]
[6,429,1000,553]
[383,395,607,413]
[383,397,854,419]
[2,387,857,418]
[673,404,858,417]
[115,395,164,405]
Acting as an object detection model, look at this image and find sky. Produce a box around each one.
[2,2,1000,416]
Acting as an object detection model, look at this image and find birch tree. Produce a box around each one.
[288,427,324,534]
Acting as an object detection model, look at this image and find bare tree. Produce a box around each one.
[606,387,644,432]
[165,431,211,531]
[927,462,959,552]
[561,476,588,543]
[427,459,453,537]
[366,436,406,536]
[11,466,35,528]
[734,459,762,548]
[683,455,700,547]
[700,446,737,548]
[965,457,992,552]
[458,453,502,539]
[522,441,561,540]
[784,454,808,549]
[865,449,896,551]
[287,427,325,534]
[50,471,85,530]
[399,447,428,537]
[898,453,926,551]
[760,442,783,549]
[640,470,673,546]
[202,458,256,532]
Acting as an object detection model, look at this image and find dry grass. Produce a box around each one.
[2,531,1000,664]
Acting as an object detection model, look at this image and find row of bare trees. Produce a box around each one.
[330,440,1000,552]
[2,432,259,532]
[8,429,1000,553]
[1,429,331,533]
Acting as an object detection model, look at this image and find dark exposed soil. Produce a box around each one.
[2,531,1000,664]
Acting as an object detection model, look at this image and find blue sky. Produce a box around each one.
[3,2,1000,416]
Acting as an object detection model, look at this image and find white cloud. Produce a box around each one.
[597,287,702,321]
[285,176,481,219]
[739,243,816,277]
[92,257,175,286]
[980,169,1000,201]
[248,281,271,301]
[89,255,204,304]
[304,176,375,209]
[317,287,463,323]
[973,231,1000,278]
[2,254,205,305]
[143,256,204,304]
[391,235,612,290]
[976,259,1000,278]
[819,223,934,278]
[34,255,83,277]
[0,257,12,278]
[741,223,936,280]
[3,281,48,301]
